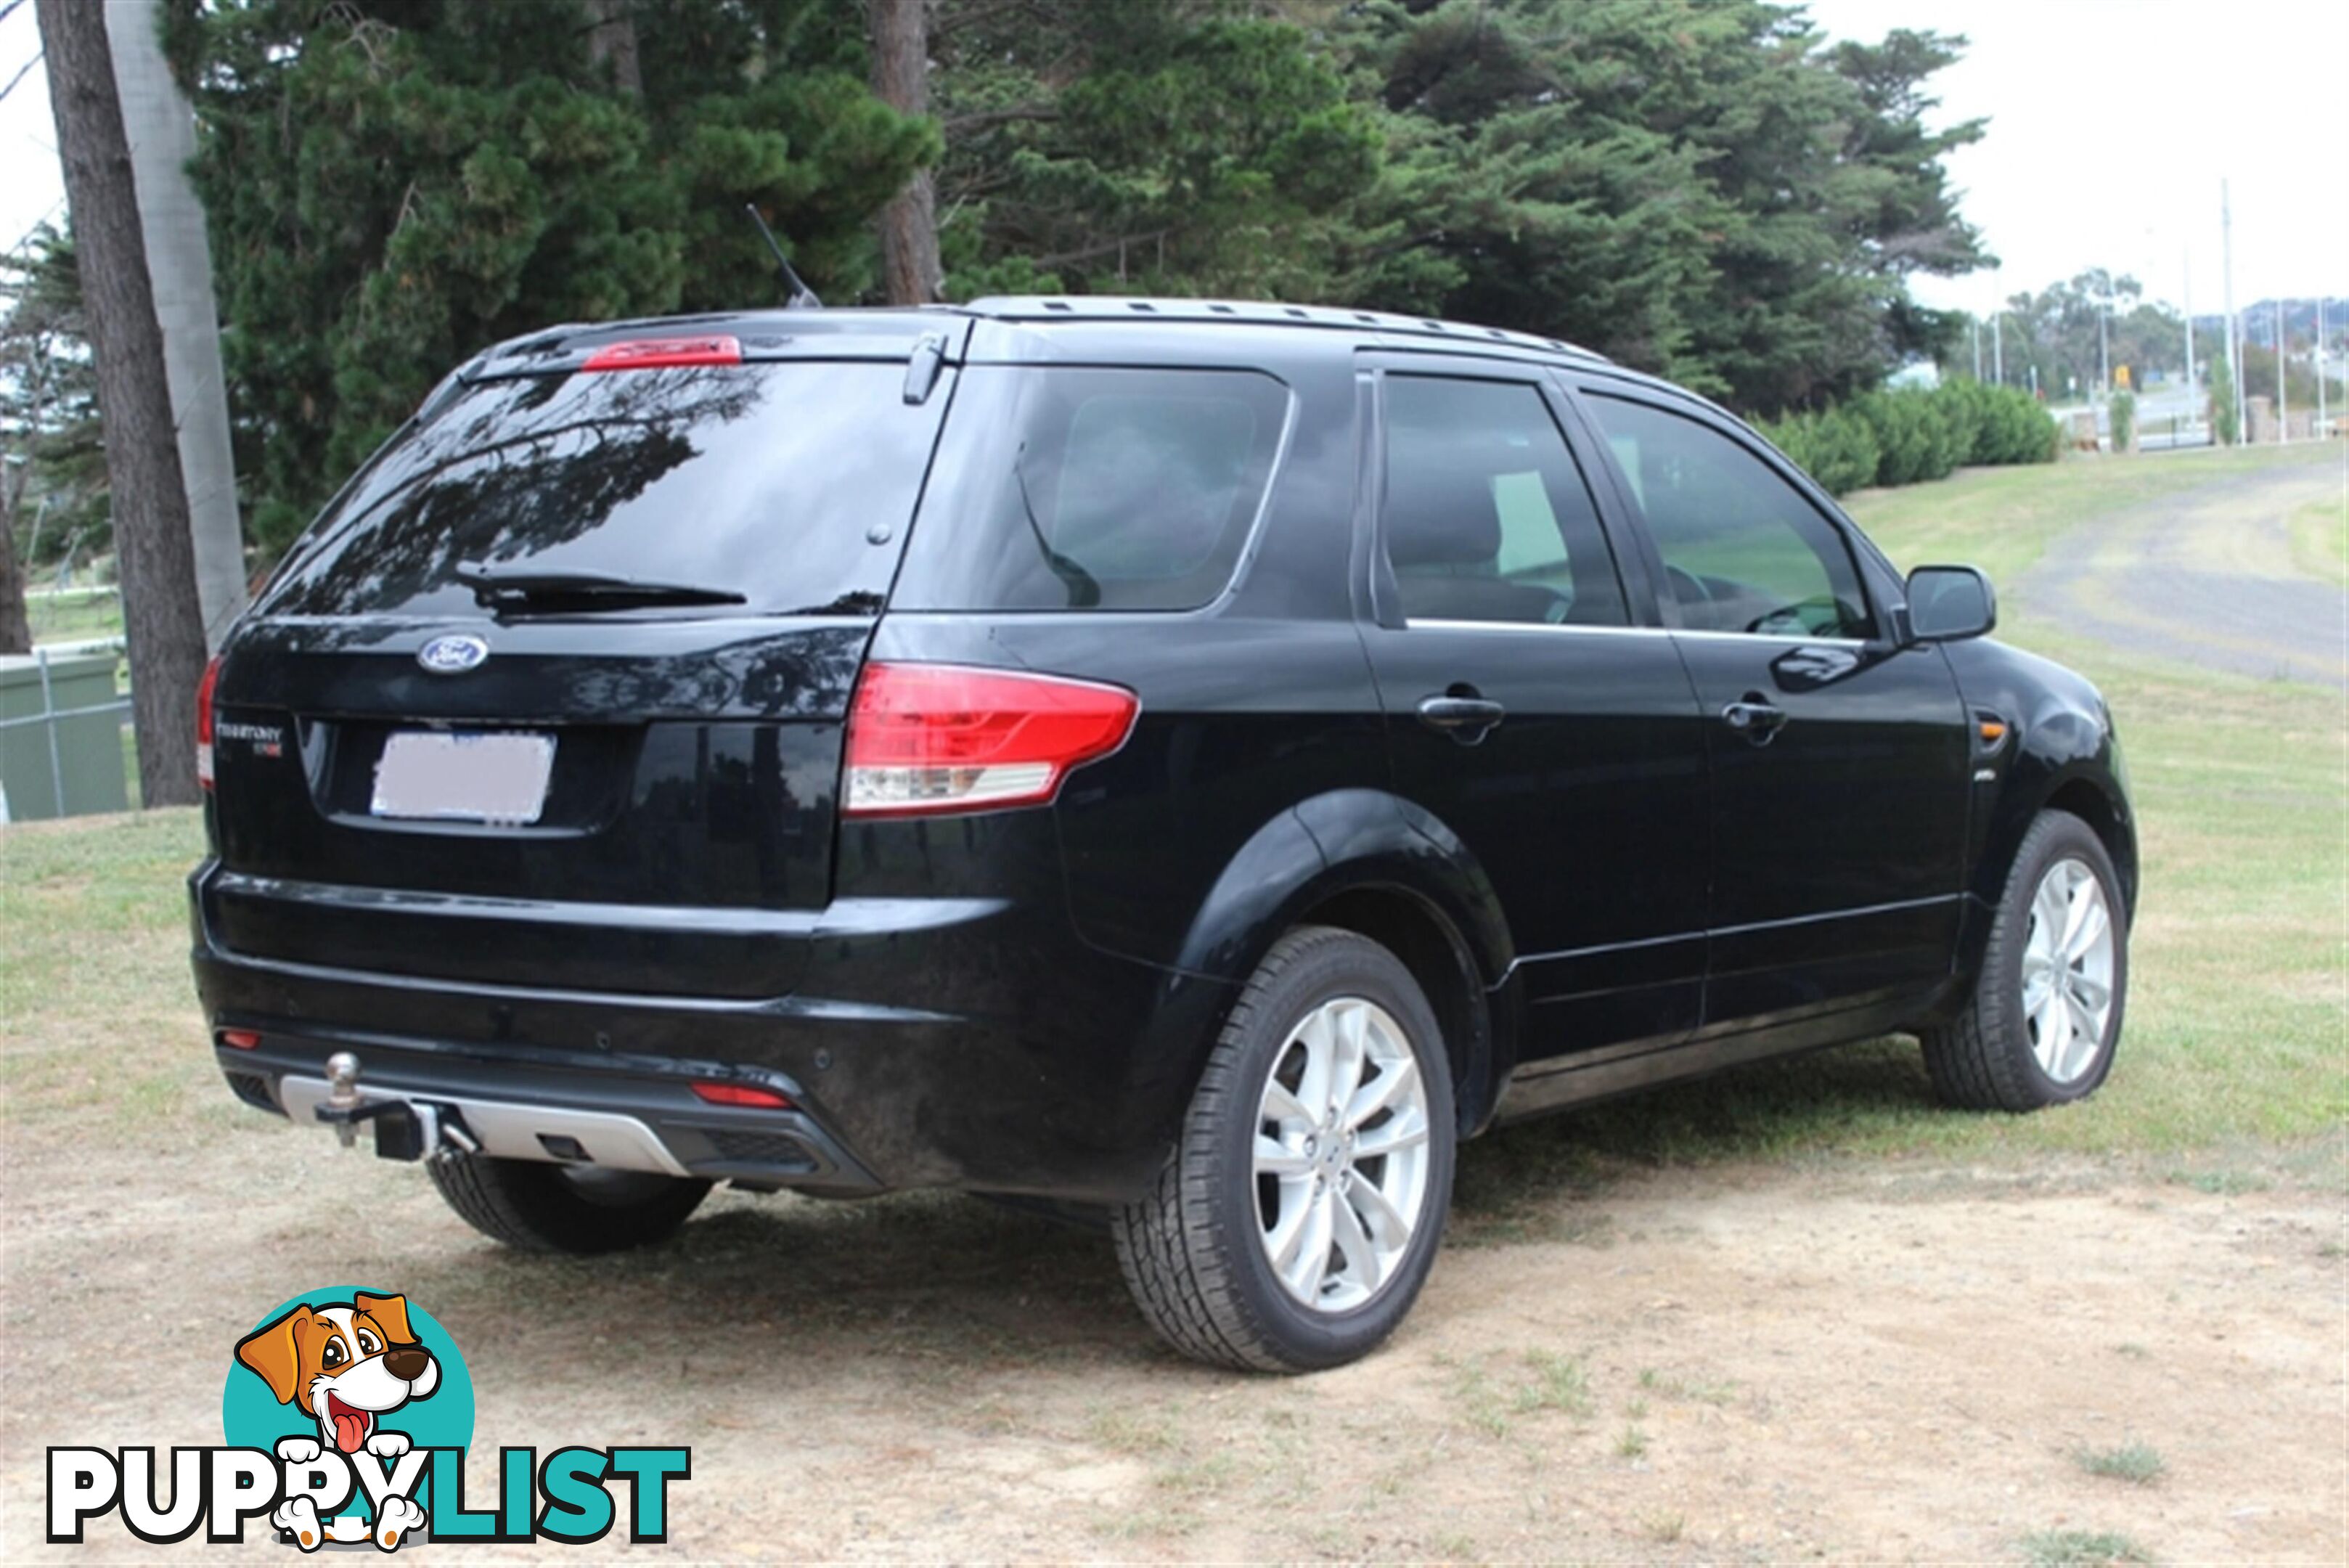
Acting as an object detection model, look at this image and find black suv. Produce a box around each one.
[193,298,2136,1371]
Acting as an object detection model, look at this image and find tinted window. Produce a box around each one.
[259,362,947,619]
[893,367,1291,611]
[1586,396,1874,639]
[1382,376,1627,626]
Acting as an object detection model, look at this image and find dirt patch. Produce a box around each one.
[4,1104,2343,1562]
[2018,450,2348,688]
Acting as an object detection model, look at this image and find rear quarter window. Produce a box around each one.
[891,367,1291,611]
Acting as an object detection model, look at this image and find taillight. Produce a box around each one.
[690,1082,793,1109]
[195,655,221,790]
[842,662,1139,818]
[580,335,742,372]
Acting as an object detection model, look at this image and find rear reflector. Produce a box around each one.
[581,335,743,372]
[195,655,222,790]
[842,662,1139,818]
[691,1082,793,1109]
[218,1029,261,1050]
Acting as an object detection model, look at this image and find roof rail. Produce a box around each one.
[961,295,1609,364]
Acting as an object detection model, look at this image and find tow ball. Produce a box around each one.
[313,1050,480,1161]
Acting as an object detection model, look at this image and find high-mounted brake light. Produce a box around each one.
[843,663,1139,819]
[195,655,222,790]
[580,335,743,372]
[691,1081,793,1109]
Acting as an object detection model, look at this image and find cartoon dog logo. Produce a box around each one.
[235,1292,438,1550]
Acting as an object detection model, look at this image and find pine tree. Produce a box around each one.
[163,0,937,553]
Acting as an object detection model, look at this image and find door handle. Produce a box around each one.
[1418,692,1506,743]
[1720,695,1788,744]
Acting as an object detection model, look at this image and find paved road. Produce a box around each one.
[2017,450,2348,687]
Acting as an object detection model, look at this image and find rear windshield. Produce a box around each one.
[258,361,948,619]
[891,366,1291,611]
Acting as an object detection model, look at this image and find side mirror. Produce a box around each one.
[1904,565,1997,642]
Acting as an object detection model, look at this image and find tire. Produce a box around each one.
[1111,926,1458,1372]
[1921,809,2130,1111]
[426,1153,711,1254]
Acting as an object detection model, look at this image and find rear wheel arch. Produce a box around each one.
[1167,792,1514,1131]
[1294,884,1497,1135]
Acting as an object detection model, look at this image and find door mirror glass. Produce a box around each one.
[1905,565,1997,642]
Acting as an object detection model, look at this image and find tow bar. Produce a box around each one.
[312,1050,480,1161]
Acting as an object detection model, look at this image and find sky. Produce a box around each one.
[3,1,2345,317]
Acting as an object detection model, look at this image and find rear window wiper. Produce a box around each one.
[454,563,748,615]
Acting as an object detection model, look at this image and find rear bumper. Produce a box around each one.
[190,859,1236,1203]
[218,1035,880,1193]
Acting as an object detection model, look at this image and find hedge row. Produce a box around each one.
[1754,381,2059,497]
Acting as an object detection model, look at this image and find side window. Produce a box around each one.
[1585,396,1874,640]
[1381,376,1628,627]
[893,367,1290,612]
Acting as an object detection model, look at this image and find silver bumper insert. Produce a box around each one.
[275,1074,692,1177]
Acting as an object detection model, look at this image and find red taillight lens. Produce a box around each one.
[842,663,1138,818]
[195,655,222,790]
[580,335,742,372]
[218,1029,261,1050]
[690,1081,793,1109]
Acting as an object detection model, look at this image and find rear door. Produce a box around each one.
[1357,359,1712,1069]
[1572,383,1972,1027]
[203,330,963,1001]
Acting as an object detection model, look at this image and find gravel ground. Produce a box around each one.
[2017,448,2348,686]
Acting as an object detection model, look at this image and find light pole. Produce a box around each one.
[2098,290,2111,399]
[2221,177,2246,441]
[2276,298,2287,443]
[2181,250,2194,422]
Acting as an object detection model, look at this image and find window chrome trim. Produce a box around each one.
[1402,616,1871,648]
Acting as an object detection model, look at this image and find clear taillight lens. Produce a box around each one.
[195,655,222,791]
[841,662,1138,818]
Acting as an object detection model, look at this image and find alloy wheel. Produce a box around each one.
[1251,997,1434,1312]
[2020,857,2117,1084]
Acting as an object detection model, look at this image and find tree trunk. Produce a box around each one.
[0,488,30,656]
[585,0,642,98]
[870,0,942,305]
[38,0,208,807]
[110,0,248,650]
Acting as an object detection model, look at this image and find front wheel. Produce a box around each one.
[1921,809,2129,1111]
[1112,926,1458,1372]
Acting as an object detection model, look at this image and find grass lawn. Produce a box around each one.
[25,586,126,645]
[4,454,2345,1217]
[2290,495,2348,585]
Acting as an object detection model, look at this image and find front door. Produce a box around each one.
[1358,364,1711,1069]
[1574,388,1972,1028]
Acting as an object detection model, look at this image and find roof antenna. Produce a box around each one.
[743,203,822,310]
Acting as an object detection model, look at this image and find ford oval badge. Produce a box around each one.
[417,634,490,674]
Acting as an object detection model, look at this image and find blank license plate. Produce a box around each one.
[371,731,555,824]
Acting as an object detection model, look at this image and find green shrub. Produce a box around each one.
[1755,380,2051,498]
[2108,391,2135,454]
[1754,405,1880,496]
[1852,390,1961,487]
[1956,381,2060,465]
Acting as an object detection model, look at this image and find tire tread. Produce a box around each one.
[1111,926,1448,1372]
[1921,809,2123,1111]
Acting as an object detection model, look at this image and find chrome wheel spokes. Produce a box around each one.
[1252,997,1433,1312]
[2020,857,2117,1084]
